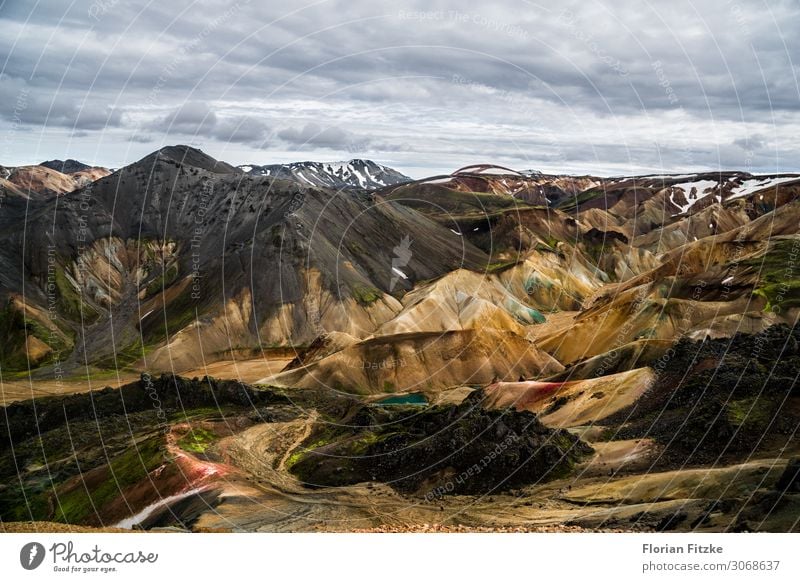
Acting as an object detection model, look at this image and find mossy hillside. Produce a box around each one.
[0,412,169,523]
[387,186,529,218]
[53,437,166,523]
[53,263,99,323]
[93,337,150,370]
[556,189,605,211]
[0,300,73,371]
[0,407,174,523]
[177,426,218,454]
[138,284,201,345]
[613,324,800,461]
[284,424,343,470]
[0,376,292,524]
[583,240,612,267]
[0,302,40,370]
[745,238,800,310]
[0,374,289,447]
[725,397,776,429]
[144,263,180,298]
[289,398,592,494]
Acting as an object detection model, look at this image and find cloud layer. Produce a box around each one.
[1,0,798,176]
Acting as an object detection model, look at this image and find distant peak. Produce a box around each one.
[452,164,522,176]
[142,144,240,174]
[238,158,411,190]
[40,159,92,174]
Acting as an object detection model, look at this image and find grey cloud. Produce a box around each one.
[733,134,768,151]
[211,117,270,145]
[1,0,798,173]
[0,75,124,130]
[150,102,270,146]
[158,102,217,133]
[129,133,156,144]
[278,123,365,150]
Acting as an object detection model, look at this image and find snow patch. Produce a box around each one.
[669,179,719,213]
[728,176,800,200]
[391,267,408,279]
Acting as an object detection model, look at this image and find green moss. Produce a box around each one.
[168,406,234,422]
[0,302,35,370]
[387,187,529,218]
[177,427,217,453]
[583,241,607,265]
[0,473,53,521]
[284,450,305,470]
[145,264,179,297]
[139,285,200,344]
[348,431,381,455]
[284,428,340,470]
[0,300,72,371]
[26,317,70,353]
[557,189,604,211]
[534,235,560,251]
[53,265,98,323]
[53,437,166,524]
[753,282,800,311]
[725,397,774,429]
[70,367,132,382]
[486,260,519,273]
[745,239,800,310]
[93,338,149,370]
[352,284,382,305]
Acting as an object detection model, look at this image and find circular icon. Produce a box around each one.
[20,542,46,570]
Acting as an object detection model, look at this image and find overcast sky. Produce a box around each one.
[1,0,799,177]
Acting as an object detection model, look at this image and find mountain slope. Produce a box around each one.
[0,146,488,373]
[2,151,799,388]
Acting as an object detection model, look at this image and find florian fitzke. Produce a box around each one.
[643,544,724,554]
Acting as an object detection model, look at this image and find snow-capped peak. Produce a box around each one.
[237,159,411,191]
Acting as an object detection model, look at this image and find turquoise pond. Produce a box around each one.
[374,393,429,406]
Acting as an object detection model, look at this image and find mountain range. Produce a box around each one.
[1,144,799,533]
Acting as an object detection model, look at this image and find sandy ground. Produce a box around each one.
[183,415,660,532]
[0,373,139,406]
[180,357,292,384]
[0,356,293,405]
[0,521,133,533]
